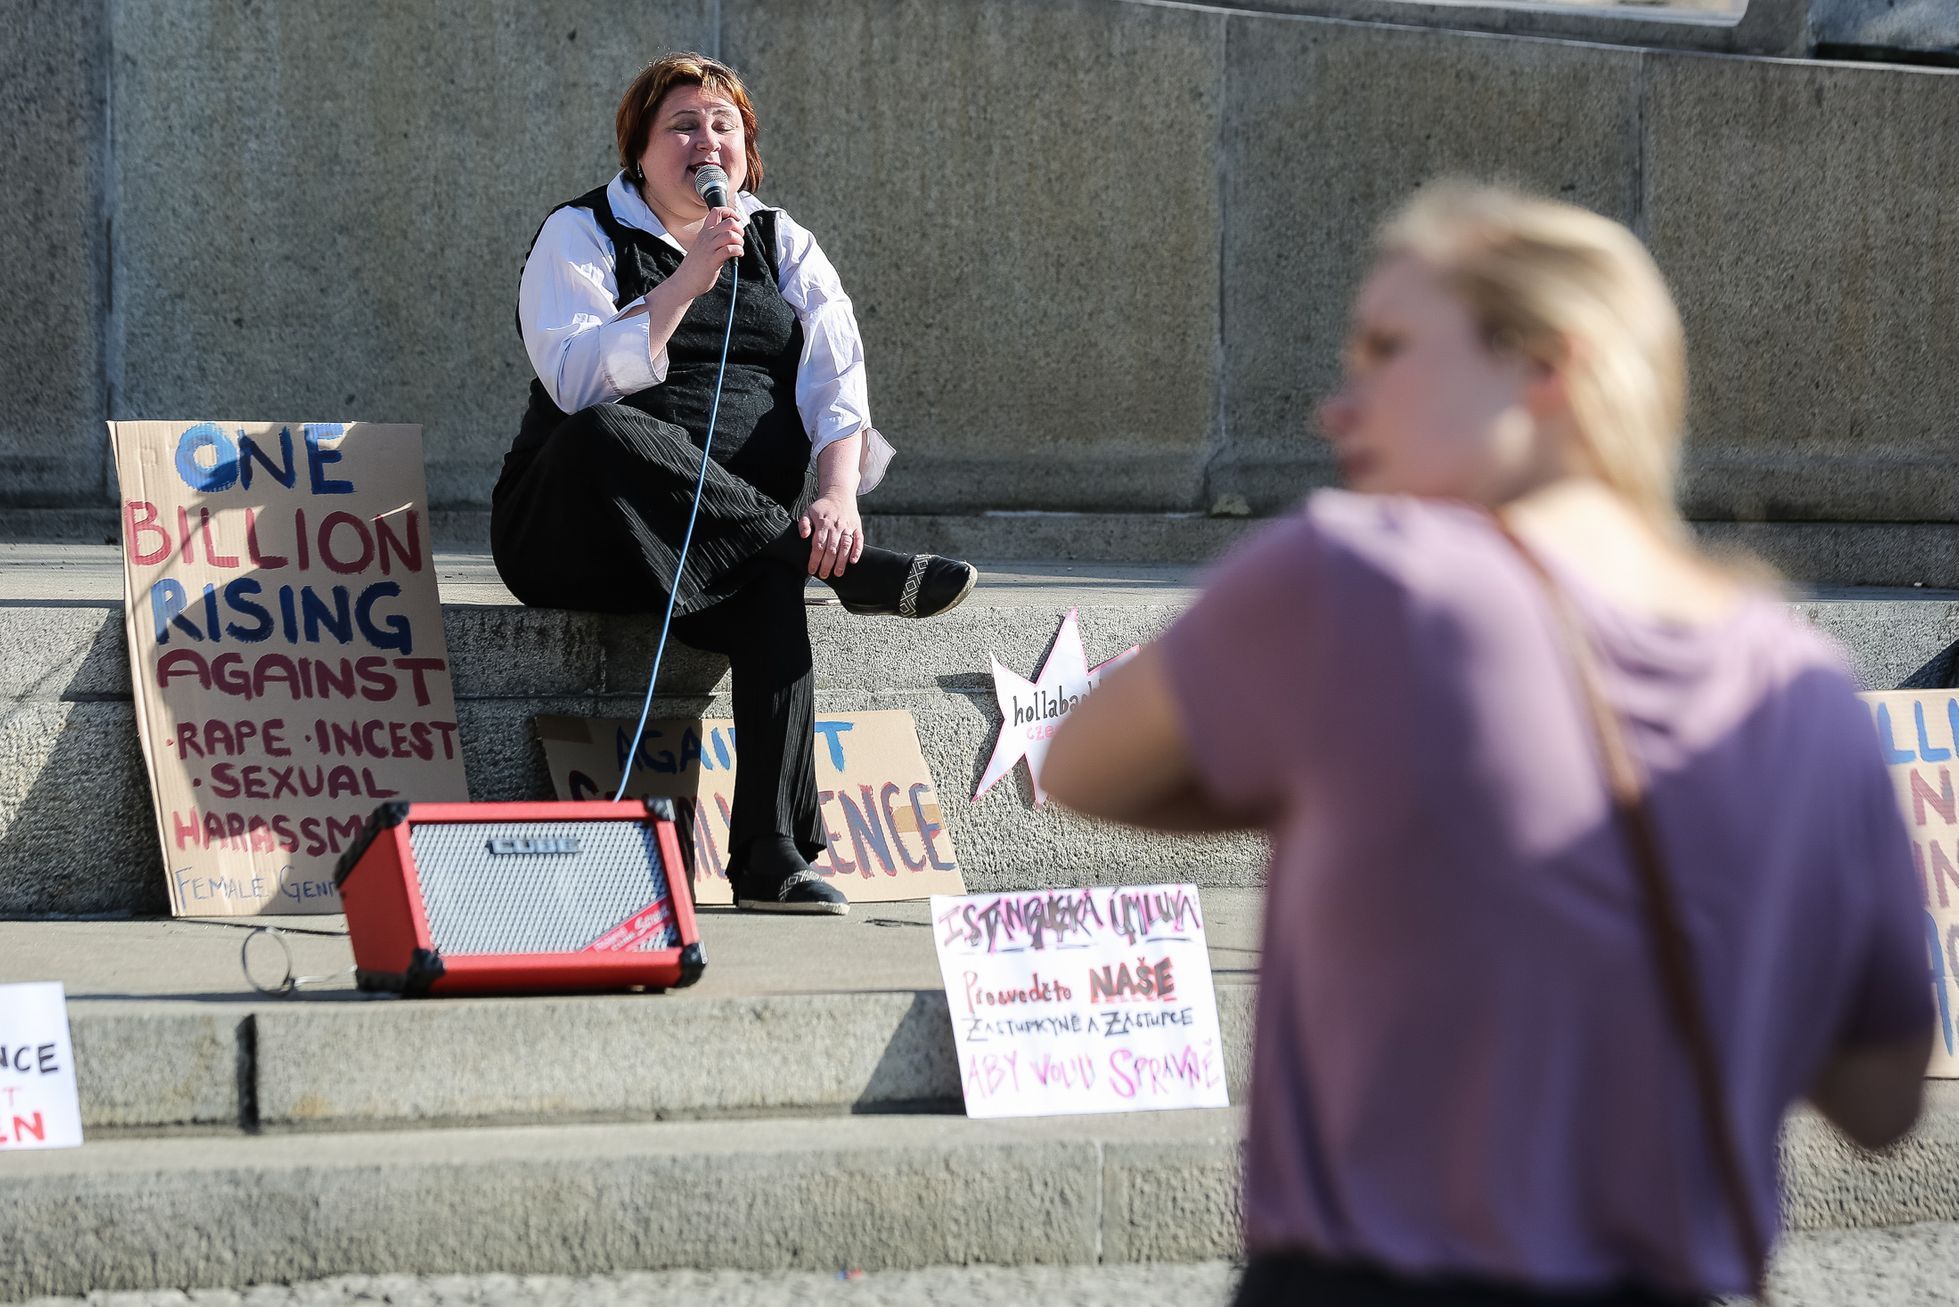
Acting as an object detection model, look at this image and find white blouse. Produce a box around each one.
[517,171,894,493]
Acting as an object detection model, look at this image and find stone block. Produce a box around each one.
[869,511,1258,565]
[1175,0,1766,54]
[1781,1087,1959,1231]
[70,1007,243,1129]
[0,700,162,916]
[1694,522,1959,591]
[254,990,962,1127]
[596,618,733,696]
[1791,594,1959,691]
[1217,17,1644,512]
[0,0,109,507]
[455,694,598,803]
[1813,0,1959,57]
[108,0,715,511]
[443,602,603,699]
[0,1116,1114,1295]
[1100,1132,1244,1263]
[1645,53,1959,523]
[1217,984,1257,1106]
[0,603,124,701]
[726,0,1225,513]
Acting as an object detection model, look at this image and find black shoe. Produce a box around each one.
[837,554,978,619]
[736,867,850,915]
[730,837,850,915]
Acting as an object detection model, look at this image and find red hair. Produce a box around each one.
[615,52,764,191]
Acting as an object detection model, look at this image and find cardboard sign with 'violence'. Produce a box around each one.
[535,710,964,905]
[111,421,469,917]
[1862,689,1959,1078]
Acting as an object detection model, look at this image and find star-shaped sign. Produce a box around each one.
[973,608,1138,807]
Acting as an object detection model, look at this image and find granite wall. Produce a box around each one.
[4,0,1954,529]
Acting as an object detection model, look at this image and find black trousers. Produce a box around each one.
[492,405,825,878]
[669,560,825,875]
[1231,1256,1707,1307]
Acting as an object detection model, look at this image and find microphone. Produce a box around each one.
[693,163,731,210]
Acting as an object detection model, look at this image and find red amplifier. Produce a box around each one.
[333,799,703,997]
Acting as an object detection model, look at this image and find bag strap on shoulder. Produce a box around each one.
[1493,514,1770,1296]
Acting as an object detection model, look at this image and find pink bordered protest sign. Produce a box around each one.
[973,608,1137,807]
[931,884,1229,1118]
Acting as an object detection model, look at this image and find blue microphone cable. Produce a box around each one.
[613,255,740,802]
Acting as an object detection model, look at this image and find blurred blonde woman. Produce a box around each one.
[1045,184,1930,1306]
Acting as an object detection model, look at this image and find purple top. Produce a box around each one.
[1162,493,1930,1297]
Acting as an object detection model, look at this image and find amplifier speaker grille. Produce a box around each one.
[407,819,677,955]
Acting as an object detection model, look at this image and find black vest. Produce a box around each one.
[509,184,810,508]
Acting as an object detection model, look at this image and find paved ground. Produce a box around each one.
[10,1266,1238,1307]
[12,1265,1242,1307]
[13,1225,1959,1307]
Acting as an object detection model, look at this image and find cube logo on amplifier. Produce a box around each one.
[334,799,703,997]
[486,836,580,856]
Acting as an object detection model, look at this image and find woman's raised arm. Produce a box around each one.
[1044,645,1261,832]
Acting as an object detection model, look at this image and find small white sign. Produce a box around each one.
[972,608,1137,807]
[931,884,1229,1118]
[0,982,83,1150]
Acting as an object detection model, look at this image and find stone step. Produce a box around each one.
[1,544,1954,916]
[0,545,1265,916]
[14,1224,1959,1307]
[6,507,1959,586]
[0,1110,1236,1300]
[3,1101,1957,1302]
[8,903,1958,1293]
[22,896,1260,1133]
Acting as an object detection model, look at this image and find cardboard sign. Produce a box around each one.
[930,884,1229,1118]
[111,421,470,917]
[0,983,83,1150]
[1862,690,1959,1077]
[536,710,965,905]
[973,608,1138,806]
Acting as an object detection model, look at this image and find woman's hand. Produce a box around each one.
[800,491,864,580]
[669,206,745,299]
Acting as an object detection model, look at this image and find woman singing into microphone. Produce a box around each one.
[493,53,978,915]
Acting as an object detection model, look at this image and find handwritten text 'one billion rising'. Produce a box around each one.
[124,423,456,861]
